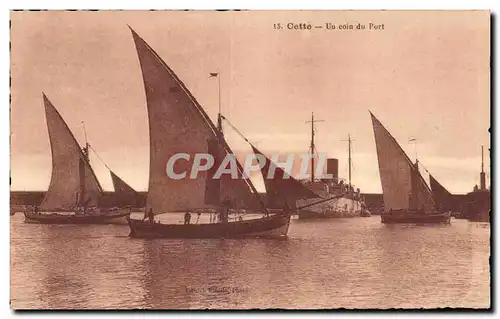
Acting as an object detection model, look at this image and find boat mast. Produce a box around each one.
[310,113,314,182]
[210,72,225,217]
[81,121,90,163]
[342,134,354,188]
[210,72,223,136]
[409,138,419,170]
[348,134,351,187]
[78,155,86,210]
[79,121,90,210]
[409,137,419,209]
[305,112,324,182]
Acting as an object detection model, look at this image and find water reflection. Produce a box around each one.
[10,214,490,309]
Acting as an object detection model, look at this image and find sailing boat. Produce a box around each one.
[23,94,131,224]
[125,27,303,238]
[297,113,368,219]
[370,112,450,224]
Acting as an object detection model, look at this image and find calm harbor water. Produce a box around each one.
[10,213,490,309]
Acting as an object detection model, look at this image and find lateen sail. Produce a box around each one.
[429,174,453,213]
[40,93,103,210]
[110,170,136,195]
[129,27,260,212]
[110,170,138,206]
[370,112,438,213]
[252,146,320,208]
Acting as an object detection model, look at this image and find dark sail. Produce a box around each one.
[429,174,454,213]
[110,170,139,207]
[251,146,320,208]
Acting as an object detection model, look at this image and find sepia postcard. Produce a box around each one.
[10,10,490,310]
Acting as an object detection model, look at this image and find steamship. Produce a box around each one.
[297,158,366,219]
[296,113,368,219]
[464,146,490,222]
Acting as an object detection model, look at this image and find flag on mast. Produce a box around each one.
[209,72,218,78]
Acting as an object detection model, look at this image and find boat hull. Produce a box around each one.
[297,196,362,219]
[298,209,360,219]
[127,213,291,239]
[360,211,371,217]
[23,209,131,225]
[381,210,451,224]
[467,210,490,223]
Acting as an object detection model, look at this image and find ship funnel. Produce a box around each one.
[326,158,339,181]
[480,145,486,190]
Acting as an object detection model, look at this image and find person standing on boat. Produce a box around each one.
[184,212,192,225]
[408,193,414,209]
[219,197,231,223]
[147,208,154,224]
[282,202,291,216]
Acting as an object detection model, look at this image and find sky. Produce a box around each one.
[10,10,490,193]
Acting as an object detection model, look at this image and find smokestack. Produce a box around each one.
[326,158,339,181]
[480,145,486,190]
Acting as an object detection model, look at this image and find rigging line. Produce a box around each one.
[416,160,431,175]
[87,144,112,171]
[220,115,250,143]
[219,115,260,183]
[218,114,269,214]
[81,121,88,146]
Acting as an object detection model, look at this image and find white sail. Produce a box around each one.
[40,94,103,210]
[129,28,259,213]
[370,112,438,213]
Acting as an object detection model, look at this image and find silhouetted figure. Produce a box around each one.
[282,203,290,217]
[408,193,414,209]
[34,205,39,215]
[219,197,231,223]
[184,212,192,225]
[147,208,154,224]
[142,208,148,221]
